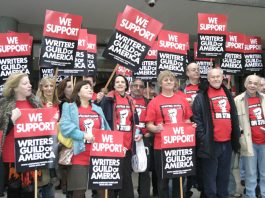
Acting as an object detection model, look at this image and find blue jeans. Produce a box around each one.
[239,156,245,181]
[201,141,232,198]
[38,183,55,198]
[228,152,237,195]
[243,143,265,198]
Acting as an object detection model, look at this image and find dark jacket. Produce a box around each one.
[100,90,139,131]
[192,81,240,158]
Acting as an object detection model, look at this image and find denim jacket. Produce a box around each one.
[59,102,111,155]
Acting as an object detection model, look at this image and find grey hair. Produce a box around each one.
[207,68,224,79]
[244,75,261,88]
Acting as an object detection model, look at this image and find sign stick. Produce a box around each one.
[146,82,150,99]
[210,58,213,68]
[34,170,38,198]
[105,189,108,198]
[104,64,119,89]
[74,77,77,87]
[180,177,183,198]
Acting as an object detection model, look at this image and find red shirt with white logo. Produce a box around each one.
[114,93,133,150]
[133,97,147,134]
[208,86,232,141]
[185,84,199,102]
[71,105,101,165]
[146,92,192,149]
[248,97,265,144]
[2,100,32,162]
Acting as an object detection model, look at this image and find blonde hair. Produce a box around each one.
[3,73,28,98]
[36,76,60,105]
[157,70,176,86]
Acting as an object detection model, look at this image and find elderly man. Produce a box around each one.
[192,68,240,198]
[234,75,265,198]
[259,77,265,94]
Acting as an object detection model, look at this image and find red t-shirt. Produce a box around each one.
[114,93,133,150]
[208,87,232,142]
[248,97,265,144]
[2,100,33,163]
[185,84,199,102]
[71,105,101,165]
[146,93,192,150]
[92,93,97,102]
[133,97,147,134]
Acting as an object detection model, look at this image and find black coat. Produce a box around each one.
[192,81,240,158]
[100,91,139,131]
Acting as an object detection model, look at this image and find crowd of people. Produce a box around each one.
[0,64,265,198]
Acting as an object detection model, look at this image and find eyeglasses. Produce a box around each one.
[189,68,200,72]
[132,84,145,89]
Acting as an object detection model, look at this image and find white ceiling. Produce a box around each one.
[1,0,265,47]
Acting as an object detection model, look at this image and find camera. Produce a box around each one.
[145,0,156,7]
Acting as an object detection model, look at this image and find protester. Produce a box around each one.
[234,75,265,198]
[83,75,104,104]
[192,68,241,198]
[179,62,200,105]
[57,77,73,116]
[36,76,61,197]
[36,76,60,109]
[143,83,157,99]
[100,75,141,198]
[259,77,265,94]
[130,78,151,198]
[179,62,203,197]
[0,73,42,198]
[60,80,110,198]
[146,70,194,198]
[56,77,73,195]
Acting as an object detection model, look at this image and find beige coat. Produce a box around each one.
[234,92,265,156]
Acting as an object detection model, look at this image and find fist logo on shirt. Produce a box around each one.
[84,118,94,134]
[191,94,197,101]
[136,108,142,119]
[218,99,227,113]
[253,107,262,120]
[168,109,177,123]
[120,109,129,125]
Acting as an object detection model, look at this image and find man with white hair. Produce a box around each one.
[192,68,240,198]
[259,77,265,94]
[234,75,265,198]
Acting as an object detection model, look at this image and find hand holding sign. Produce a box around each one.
[84,132,95,143]
[11,108,22,124]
